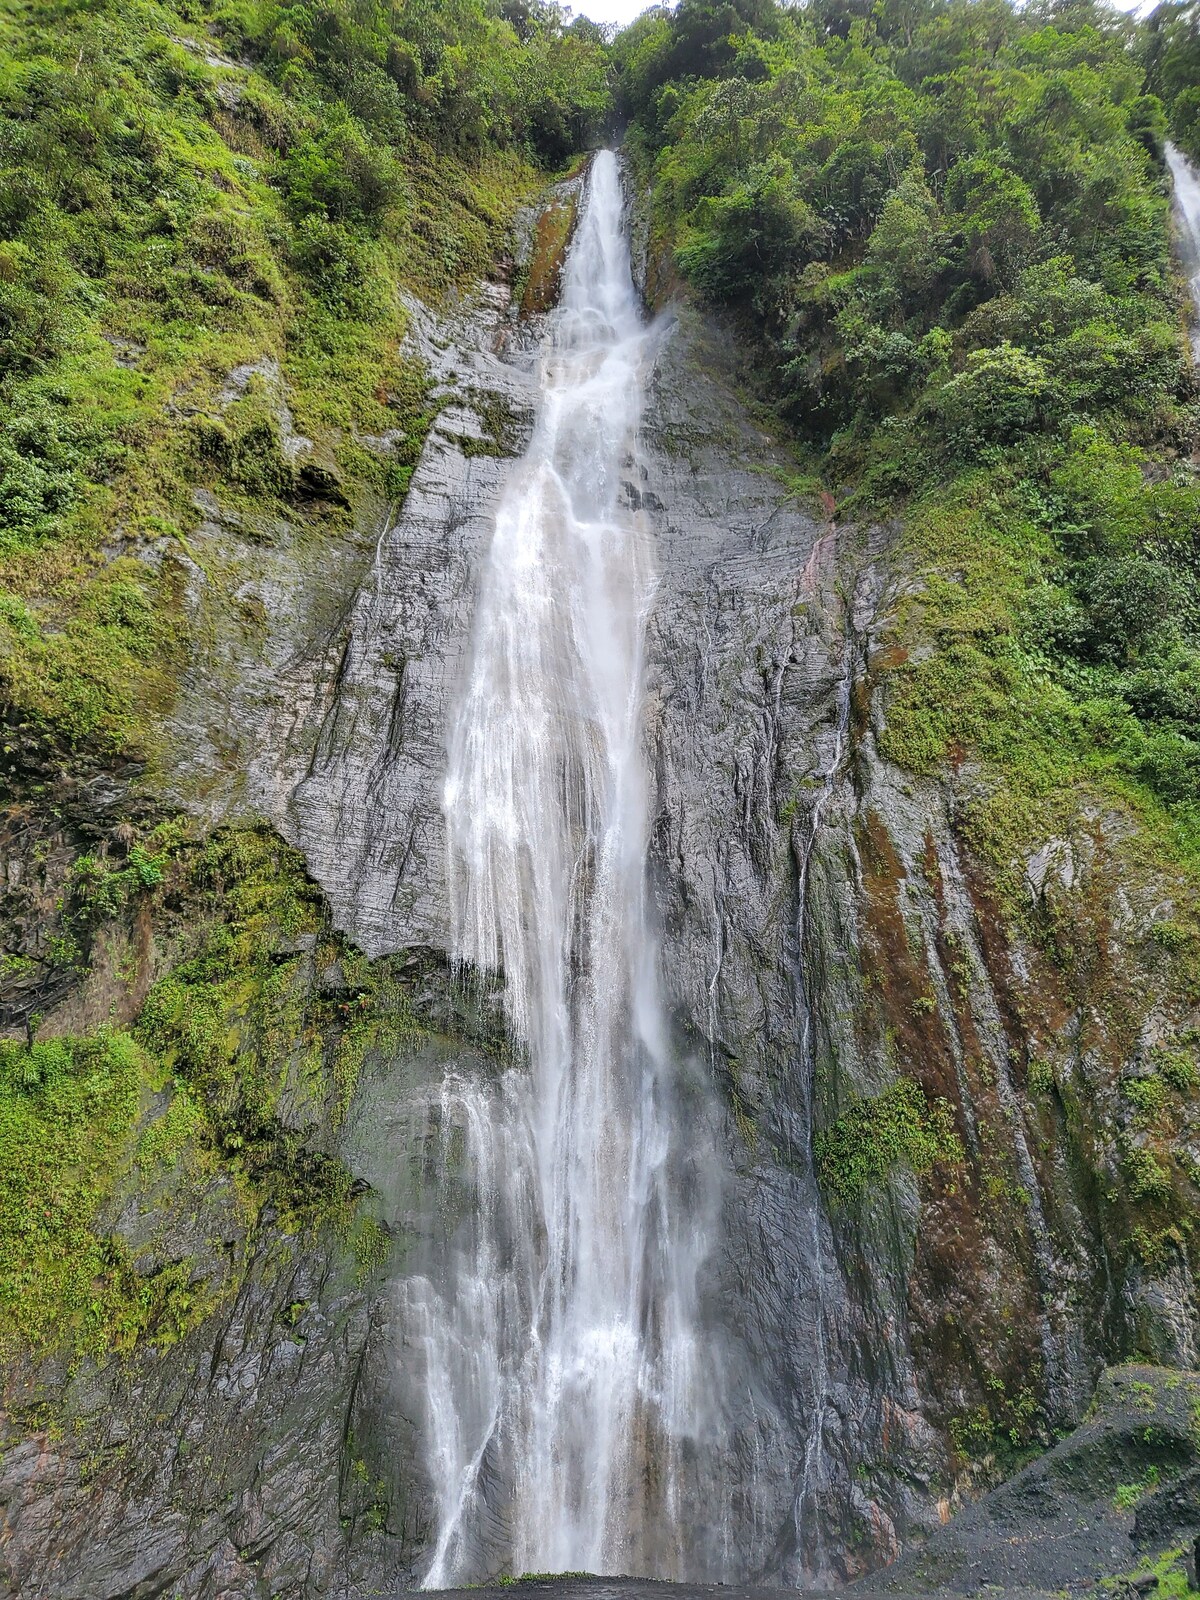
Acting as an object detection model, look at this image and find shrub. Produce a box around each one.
[1135,729,1200,806]
[945,157,1041,286]
[0,394,119,550]
[676,160,822,307]
[1171,85,1200,163]
[290,215,378,310]
[1072,557,1180,667]
[815,1077,963,1205]
[939,342,1054,451]
[1153,1047,1198,1089]
[1123,1142,1173,1204]
[277,113,399,227]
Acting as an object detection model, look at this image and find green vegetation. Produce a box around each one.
[814,1074,962,1204]
[0,0,608,753]
[135,827,339,1192]
[0,820,424,1360]
[1146,3,1200,163]
[0,1027,177,1354]
[347,1449,391,1535]
[1113,1462,1162,1509]
[132,825,429,1195]
[521,189,582,312]
[618,0,1200,916]
[1103,1544,1198,1600]
[949,1371,1044,1464]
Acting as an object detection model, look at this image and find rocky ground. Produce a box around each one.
[411,1368,1200,1600]
[865,1365,1200,1595]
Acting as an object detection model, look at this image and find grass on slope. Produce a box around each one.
[0,0,544,755]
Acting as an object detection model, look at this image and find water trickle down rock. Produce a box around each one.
[1168,141,1200,359]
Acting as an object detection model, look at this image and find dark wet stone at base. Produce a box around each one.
[403,1369,1200,1600]
[416,1582,1054,1600]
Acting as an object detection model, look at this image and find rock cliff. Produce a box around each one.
[3,170,1200,1597]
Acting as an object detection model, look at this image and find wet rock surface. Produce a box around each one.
[5,179,1200,1595]
[0,728,155,1033]
[0,946,483,1600]
[863,1364,1200,1593]
[406,1367,1200,1596]
[1,1235,369,1600]
[631,319,1200,1582]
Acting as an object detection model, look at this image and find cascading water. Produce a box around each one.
[1168,141,1200,357]
[402,151,727,1587]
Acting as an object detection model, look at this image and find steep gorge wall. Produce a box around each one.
[623,305,1200,1575]
[636,310,1200,1573]
[4,168,1200,1597]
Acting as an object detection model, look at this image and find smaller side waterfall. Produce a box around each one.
[400,152,731,1588]
[1168,141,1200,356]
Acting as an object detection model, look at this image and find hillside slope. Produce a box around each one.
[610,0,1200,1574]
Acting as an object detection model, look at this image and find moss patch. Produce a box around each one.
[0,1029,153,1354]
[0,815,436,1364]
[521,190,581,315]
[815,1075,963,1207]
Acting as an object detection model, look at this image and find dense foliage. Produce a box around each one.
[620,0,1200,872]
[238,0,610,163]
[815,1076,962,1204]
[0,0,606,750]
[1146,1,1200,161]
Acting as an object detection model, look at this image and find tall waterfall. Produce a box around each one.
[405,151,725,1587]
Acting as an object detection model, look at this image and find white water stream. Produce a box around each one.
[404,151,724,1587]
[1168,141,1200,359]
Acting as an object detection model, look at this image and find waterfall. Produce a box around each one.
[1168,141,1200,358]
[404,151,725,1587]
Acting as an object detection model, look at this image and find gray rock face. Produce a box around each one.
[145,258,904,1583]
[0,1222,371,1600]
[285,288,539,958]
[634,315,922,1577]
[157,278,543,960]
[0,950,498,1600]
[11,183,1200,1595]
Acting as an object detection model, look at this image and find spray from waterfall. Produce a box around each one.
[403,151,727,1588]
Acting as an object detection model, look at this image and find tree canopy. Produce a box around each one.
[616,0,1200,856]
